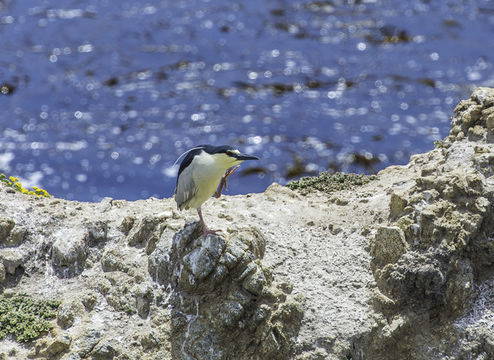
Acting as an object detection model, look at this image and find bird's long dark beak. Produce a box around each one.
[236,153,259,161]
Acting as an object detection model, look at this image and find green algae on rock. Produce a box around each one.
[286,171,377,195]
[0,294,60,342]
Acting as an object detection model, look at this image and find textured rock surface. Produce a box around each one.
[361,87,494,359]
[149,221,304,359]
[0,88,493,359]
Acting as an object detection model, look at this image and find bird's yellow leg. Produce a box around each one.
[214,165,240,198]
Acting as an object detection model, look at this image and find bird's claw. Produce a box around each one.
[202,226,222,238]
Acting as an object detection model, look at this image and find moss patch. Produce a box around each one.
[286,172,377,195]
[0,293,60,342]
[0,174,51,197]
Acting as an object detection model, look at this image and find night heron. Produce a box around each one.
[174,145,259,237]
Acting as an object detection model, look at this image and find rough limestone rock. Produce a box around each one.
[30,329,72,359]
[149,221,304,359]
[0,217,15,240]
[0,262,5,283]
[370,226,408,268]
[51,228,89,277]
[0,88,493,359]
[361,87,494,359]
[0,217,27,247]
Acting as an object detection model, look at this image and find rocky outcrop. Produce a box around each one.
[359,87,494,359]
[149,221,303,360]
[0,88,493,359]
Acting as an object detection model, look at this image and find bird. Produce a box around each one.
[174,145,259,237]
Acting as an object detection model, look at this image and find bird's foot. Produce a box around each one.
[225,164,240,179]
[214,165,240,198]
[202,226,221,238]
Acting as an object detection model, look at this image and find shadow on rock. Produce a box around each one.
[148,221,305,360]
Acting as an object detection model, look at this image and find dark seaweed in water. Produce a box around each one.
[0,83,15,95]
[0,0,492,201]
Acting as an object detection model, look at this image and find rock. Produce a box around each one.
[389,192,408,218]
[91,340,118,359]
[119,215,135,235]
[0,217,15,243]
[126,215,166,251]
[472,87,494,107]
[0,262,5,283]
[463,105,482,127]
[180,233,227,285]
[81,291,98,311]
[486,112,494,130]
[0,248,26,274]
[134,283,153,318]
[355,89,494,359]
[242,266,266,295]
[101,247,129,273]
[148,240,170,285]
[101,271,140,315]
[219,249,241,270]
[74,329,102,358]
[31,330,71,358]
[85,220,108,246]
[156,222,304,359]
[51,228,88,277]
[219,301,245,326]
[370,226,408,268]
[445,259,474,316]
[57,300,84,329]
[0,218,27,247]
[469,124,486,140]
[6,226,27,246]
[45,333,71,356]
[140,330,161,350]
[377,251,448,308]
[448,87,494,143]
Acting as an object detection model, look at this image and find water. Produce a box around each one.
[0,0,493,201]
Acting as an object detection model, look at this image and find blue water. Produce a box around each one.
[0,0,493,201]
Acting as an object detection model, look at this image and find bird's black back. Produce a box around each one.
[176,144,231,185]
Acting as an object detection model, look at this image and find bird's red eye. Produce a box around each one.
[226,151,233,156]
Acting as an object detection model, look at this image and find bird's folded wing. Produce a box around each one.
[174,167,198,210]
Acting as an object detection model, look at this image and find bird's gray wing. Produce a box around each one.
[174,165,198,210]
